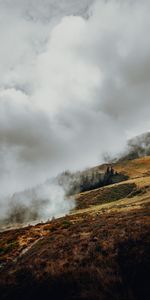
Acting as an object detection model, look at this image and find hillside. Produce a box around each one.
[0,156,150,300]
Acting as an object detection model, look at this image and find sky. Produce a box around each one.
[0,0,150,223]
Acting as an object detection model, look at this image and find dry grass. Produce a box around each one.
[0,156,150,300]
[0,202,149,300]
[114,156,150,178]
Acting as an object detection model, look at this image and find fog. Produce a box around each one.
[0,0,150,225]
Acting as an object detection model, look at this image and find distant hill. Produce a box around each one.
[57,132,150,195]
[118,132,150,161]
[1,132,150,230]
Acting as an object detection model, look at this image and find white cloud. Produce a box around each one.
[0,0,150,223]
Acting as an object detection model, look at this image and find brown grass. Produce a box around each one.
[0,156,150,300]
[0,204,149,300]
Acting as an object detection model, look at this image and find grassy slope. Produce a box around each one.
[0,156,150,300]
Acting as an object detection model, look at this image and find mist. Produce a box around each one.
[0,180,75,230]
[0,0,150,226]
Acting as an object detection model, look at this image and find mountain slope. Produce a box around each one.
[0,156,150,300]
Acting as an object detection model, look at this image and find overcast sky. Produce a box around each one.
[0,0,150,197]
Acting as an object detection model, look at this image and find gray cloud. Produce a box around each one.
[0,0,150,224]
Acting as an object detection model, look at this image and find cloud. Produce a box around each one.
[0,180,75,228]
[0,0,150,224]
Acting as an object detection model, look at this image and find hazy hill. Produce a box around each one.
[0,154,150,300]
[118,132,150,161]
